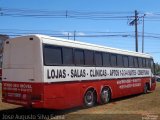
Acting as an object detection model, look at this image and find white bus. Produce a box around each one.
[2,35,156,109]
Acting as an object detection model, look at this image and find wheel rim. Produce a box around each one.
[101,88,110,103]
[84,91,94,106]
[144,84,147,93]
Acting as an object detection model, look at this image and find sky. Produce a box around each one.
[0,0,160,63]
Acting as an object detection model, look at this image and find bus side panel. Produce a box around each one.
[42,81,99,109]
[64,82,82,108]
[35,77,153,109]
[103,77,151,99]
[43,83,66,109]
[150,77,156,91]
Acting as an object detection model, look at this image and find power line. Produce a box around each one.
[1,8,160,21]
[0,29,160,39]
[0,8,134,20]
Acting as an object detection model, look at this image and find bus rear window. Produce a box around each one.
[43,45,62,65]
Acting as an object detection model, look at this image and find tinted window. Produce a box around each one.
[95,52,102,66]
[151,59,154,73]
[146,59,150,68]
[138,58,143,68]
[148,59,151,68]
[133,57,138,68]
[75,49,84,65]
[123,56,129,67]
[43,45,62,65]
[84,50,94,66]
[129,56,134,67]
[142,58,146,67]
[117,55,123,67]
[62,47,73,65]
[103,53,110,66]
[111,54,117,66]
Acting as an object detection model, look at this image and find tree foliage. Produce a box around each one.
[155,62,160,75]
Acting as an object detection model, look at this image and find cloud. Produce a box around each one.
[76,32,86,36]
[61,32,73,36]
[61,31,86,36]
[144,12,154,16]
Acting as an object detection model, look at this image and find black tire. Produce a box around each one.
[143,83,148,94]
[84,89,96,107]
[100,87,111,104]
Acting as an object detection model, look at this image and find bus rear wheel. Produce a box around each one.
[84,89,96,107]
[100,87,111,104]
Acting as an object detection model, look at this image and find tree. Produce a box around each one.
[155,62,160,75]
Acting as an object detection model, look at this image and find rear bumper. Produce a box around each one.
[31,101,44,108]
[2,98,44,108]
[2,98,31,107]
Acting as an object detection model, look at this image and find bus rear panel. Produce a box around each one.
[2,35,44,108]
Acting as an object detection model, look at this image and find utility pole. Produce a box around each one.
[68,32,70,40]
[129,10,139,52]
[142,14,145,53]
[135,10,138,52]
[74,30,76,41]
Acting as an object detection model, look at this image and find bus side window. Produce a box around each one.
[62,47,74,65]
[95,52,103,66]
[148,59,151,68]
[75,49,84,66]
[123,56,129,68]
[102,53,110,66]
[142,58,146,68]
[117,54,123,67]
[111,54,117,67]
[150,59,155,74]
[129,56,134,67]
[146,59,149,68]
[84,50,94,66]
[133,57,138,68]
[138,58,143,68]
[43,45,62,65]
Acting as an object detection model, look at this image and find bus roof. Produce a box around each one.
[10,34,153,59]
